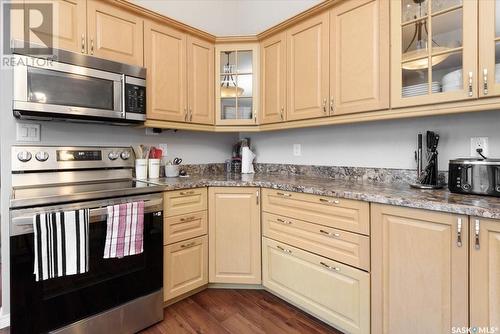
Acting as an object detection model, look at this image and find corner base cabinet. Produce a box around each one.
[262,237,370,334]
[209,187,261,284]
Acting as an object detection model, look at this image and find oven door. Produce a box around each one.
[13,55,123,121]
[10,194,163,334]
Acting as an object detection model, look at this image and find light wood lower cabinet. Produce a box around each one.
[164,211,207,245]
[164,188,207,217]
[262,189,370,235]
[164,235,208,302]
[371,204,468,334]
[470,217,500,328]
[263,237,370,334]
[209,187,261,284]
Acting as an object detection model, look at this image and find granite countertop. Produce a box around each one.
[143,173,500,220]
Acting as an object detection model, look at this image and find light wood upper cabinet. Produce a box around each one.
[87,0,143,66]
[23,0,86,54]
[390,0,477,108]
[371,204,468,334]
[209,187,261,284]
[470,217,500,328]
[286,12,330,121]
[479,0,500,98]
[330,0,389,115]
[187,36,214,125]
[144,20,187,122]
[260,32,287,124]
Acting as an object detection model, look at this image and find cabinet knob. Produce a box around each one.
[456,218,462,247]
[474,219,480,249]
[483,68,488,95]
[322,98,327,113]
[468,72,473,97]
[90,38,94,55]
[81,34,85,53]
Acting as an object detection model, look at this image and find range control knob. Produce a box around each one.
[17,151,32,162]
[35,151,49,162]
[496,185,500,193]
[108,151,119,160]
[120,151,131,160]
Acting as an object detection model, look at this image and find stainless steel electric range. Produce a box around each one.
[9,146,165,334]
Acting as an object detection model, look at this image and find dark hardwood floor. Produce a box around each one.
[140,289,344,334]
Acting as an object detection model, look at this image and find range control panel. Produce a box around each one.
[12,146,134,172]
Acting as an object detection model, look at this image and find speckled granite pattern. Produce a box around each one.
[254,163,447,184]
[144,173,500,220]
[181,163,225,175]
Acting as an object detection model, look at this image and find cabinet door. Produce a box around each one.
[330,0,389,115]
[286,12,329,121]
[209,187,261,284]
[87,0,143,66]
[261,32,286,124]
[187,36,214,125]
[391,0,477,108]
[479,0,500,98]
[144,21,187,122]
[24,0,86,53]
[262,237,370,334]
[371,204,468,334]
[164,235,208,302]
[470,218,500,328]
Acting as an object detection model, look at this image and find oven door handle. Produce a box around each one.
[11,198,163,228]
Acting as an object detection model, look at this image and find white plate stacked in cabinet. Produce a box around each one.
[163,188,208,302]
[261,189,370,334]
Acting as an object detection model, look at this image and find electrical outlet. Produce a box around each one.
[470,137,489,157]
[16,122,40,142]
[293,144,302,156]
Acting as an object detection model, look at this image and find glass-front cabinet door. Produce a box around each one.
[391,0,477,108]
[215,44,259,125]
[479,0,500,98]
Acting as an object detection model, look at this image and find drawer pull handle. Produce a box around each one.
[475,219,480,250]
[456,218,462,247]
[319,198,340,204]
[179,190,195,196]
[180,242,196,249]
[277,245,292,254]
[276,218,292,225]
[180,216,196,222]
[276,192,292,197]
[319,230,341,238]
[320,262,341,272]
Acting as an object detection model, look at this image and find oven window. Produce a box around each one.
[27,67,114,110]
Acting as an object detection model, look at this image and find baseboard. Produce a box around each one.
[208,283,264,290]
[0,311,10,329]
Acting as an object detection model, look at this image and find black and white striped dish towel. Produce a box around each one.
[33,209,89,281]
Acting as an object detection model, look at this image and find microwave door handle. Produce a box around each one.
[121,74,126,119]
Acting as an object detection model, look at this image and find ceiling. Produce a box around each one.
[131,0,323,36]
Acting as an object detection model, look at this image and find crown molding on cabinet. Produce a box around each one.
[215,36,260,44]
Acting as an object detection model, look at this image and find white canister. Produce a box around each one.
[148,159,161,179]
[135,159,148,179]
[165,164,179,178]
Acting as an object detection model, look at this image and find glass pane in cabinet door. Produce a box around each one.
[237,74,253,98]
[220,51,236,74]
[432,51,462,94]
[220,75,238,98]
[402,58,429,98]
[221,98,237,120]
[402,19,428,61]
[238,98,253,120]
[495,42,500,83]
[401,0,428,23]
[431,0,462,12]
[237,51,253,73]
[496,0,500,37]
[431,8,462,51]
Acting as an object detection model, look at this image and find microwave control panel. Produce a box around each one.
[125,83,146,114]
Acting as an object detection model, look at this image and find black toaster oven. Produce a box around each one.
[449,159,500,196]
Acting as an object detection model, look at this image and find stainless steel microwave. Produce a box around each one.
[13,49,146,124]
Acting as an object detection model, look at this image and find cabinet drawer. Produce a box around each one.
[164,211,207,245]
[262,189,369,235]
[262,237,370,334]
[164,188,207,217]
[164,235,208,302]
[263,212,370,271]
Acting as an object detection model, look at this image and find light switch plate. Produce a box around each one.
[16,123,40,142]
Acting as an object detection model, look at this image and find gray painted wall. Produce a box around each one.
[241,111,500,170]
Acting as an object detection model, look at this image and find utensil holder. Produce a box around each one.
[135,159,148,179]
[165,165,179,178]
[148,159,160,179]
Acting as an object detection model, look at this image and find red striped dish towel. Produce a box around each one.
[103,201,144,259]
